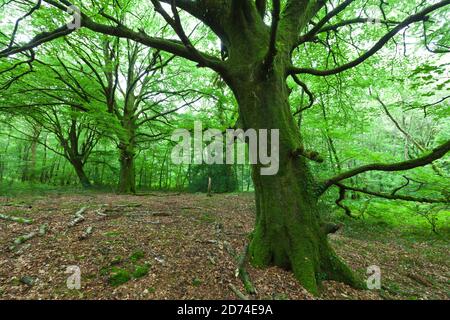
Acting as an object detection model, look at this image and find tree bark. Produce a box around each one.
[71,159,91,189]
[226,62,363,295]
[118,143,136,194]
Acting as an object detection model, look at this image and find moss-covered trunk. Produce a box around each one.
[118,113,136,194]
[118,143,136,194]
[227,65,363,294]
[72,159,91,189]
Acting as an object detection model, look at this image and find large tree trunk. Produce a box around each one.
[118,143,136,194]
[227,65,363,294]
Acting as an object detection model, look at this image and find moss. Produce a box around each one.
[104,231,121,238]
[130,250,145,262]
[199,213,216,223]
[110,255,123,265]
[99,266,110,277]
[8,209,31,217]
[108,267,131,287]
[192,277,202,287]
[132,263,150,278]
[291,253,319,295]
[229,66,362,296]
[321,250,366,290]
[249,226,272,267]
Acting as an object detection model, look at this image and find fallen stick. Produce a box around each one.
[14,243,31,255]
[10,223,48,249]
[228,284,249,300]
[39,223,48,236]
[68,207,87,227]
[0,213,32,224]
[13,231,37,246]
[95,209,107,217]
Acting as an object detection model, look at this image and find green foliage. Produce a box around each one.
[129,250,145,263]
[188,164,238,193]
[108,267,132,287]
[102,251,150,286]
[104,231,122,238]
[132,264,150,279]
[192,278,202,287]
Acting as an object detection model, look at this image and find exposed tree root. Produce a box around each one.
[228,283,249,300]
[224,242,257,295]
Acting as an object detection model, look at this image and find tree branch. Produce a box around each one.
[255,0,267,18]
[320,140,450,194]
[0,25,75,58]
[279,0,325,50]
[317,18,399,35]
[1,0,226,75]
[81,13,225,74]
[336,182,449,204]
[336,185,353,217]
[291,74,314,114]
[263,0,281,71]
[150,0,210,67]
[291,146,324,163]
[290,0,450,76]
[297,0,355,45]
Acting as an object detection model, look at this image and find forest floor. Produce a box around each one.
[0,192,448,300]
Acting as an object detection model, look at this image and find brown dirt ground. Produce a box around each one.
[0,192,448,300]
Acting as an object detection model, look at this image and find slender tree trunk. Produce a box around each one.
[28,126,41,182]
[40,134,48,183]
[0,133,10,182]
[228,69,363,294]
[159,149,169,190]
[148,154,155,189]
[21,143,31,182]
[139,154,146,189]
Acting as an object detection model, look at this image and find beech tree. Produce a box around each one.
[1,0,449,294]
[60,36,199,194]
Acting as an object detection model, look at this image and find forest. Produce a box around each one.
[0,0,449,302]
